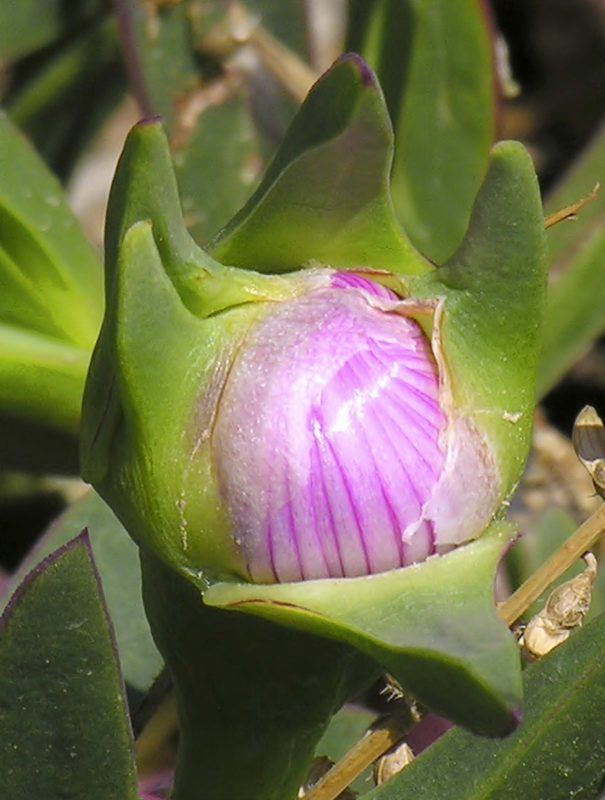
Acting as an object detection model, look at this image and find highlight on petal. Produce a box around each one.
[212,270,496,583]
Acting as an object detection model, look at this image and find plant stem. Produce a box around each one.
[544,183,599,228]
[303,703,421,800]
[497,501,605,625]
[140,550,379,800]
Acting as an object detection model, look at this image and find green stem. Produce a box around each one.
[141,551,379,800]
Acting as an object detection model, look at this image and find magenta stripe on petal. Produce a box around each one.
[213,274,448,582]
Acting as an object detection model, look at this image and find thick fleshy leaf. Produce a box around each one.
[404,141,547,501]
[81,216,275,580]
[367,612,605,800]
[0,534,136,799]
[348,0,497,263]
[538,129,605,394]
[1,490,162,692]
[210,54,429,275]
[205,521,522,737]
[103,118,289,315]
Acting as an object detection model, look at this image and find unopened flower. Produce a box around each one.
[80,88,547,735]
[213,269,497,583]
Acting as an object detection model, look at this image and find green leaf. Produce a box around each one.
[1,490,162,692]
[113,0,268,243]
[0,112,103,348]
[0,323,88,435]
[0,0,107,60]
[405,141,547,500]
[0,114,103,440]
[537,135,605,393]
[349,0,497,263]
[367,612,605,800]
[104,118,287,316]
[210,54,428,275]
[0,533,137,799]
[7,16,126,181]
[205,521,522,737]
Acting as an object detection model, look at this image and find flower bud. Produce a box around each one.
[81,61,547,732]
[213,269,498,583]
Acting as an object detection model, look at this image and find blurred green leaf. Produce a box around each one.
[121,0,259,242]
[0,534,137,799]
[538,135,605,394]
[1,490,162,692]
[0,113,103,446]
[348,0,497,263]
[206,521,522,738]
[0,0,108,61]
[211,54,428,275]
[367,612,605,800]
[0,323,88,435]
[0,112,103,348]
[7,16,126,180]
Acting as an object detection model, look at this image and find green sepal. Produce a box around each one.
[403,141,547,499]
[81,220,266,581]
[82,117,306,580]
[104,118,294,319]
[205,520,522,737]
[210,53,429,276]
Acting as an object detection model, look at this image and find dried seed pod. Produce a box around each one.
[520,552,597,658]
[373,740,415,786]
[572,406,605,499]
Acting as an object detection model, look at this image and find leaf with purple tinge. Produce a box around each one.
[0,490,162,693]
[0,532,136,800]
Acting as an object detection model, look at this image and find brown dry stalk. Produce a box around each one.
[200,1,318,103]
[303,703,422,800]
[500,506,605,626]
[544,183,600,228]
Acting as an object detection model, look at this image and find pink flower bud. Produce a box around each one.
[212,271,498,583]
